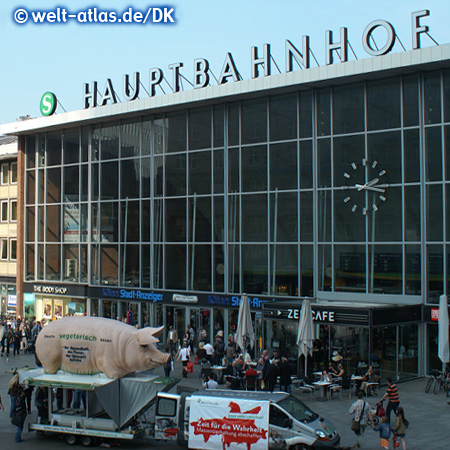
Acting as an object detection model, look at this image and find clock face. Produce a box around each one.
[342,159,389,214]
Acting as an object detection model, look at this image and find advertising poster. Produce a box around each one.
[43,299,52,319]
[189,396,269,450]
[54,299,63,318]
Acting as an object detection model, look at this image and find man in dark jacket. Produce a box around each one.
[264,359,279,392]
[278,357,292,393]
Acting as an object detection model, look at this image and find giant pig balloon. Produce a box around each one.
[36,317,170,379]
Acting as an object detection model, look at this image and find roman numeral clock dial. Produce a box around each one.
[342,159,389,214]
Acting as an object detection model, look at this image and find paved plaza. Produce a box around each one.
[1,351,449,449]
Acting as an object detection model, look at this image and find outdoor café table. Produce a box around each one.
[350,375,364,398]
[211,365,226,384]
[313,381,331,400]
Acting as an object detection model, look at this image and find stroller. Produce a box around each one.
[370,400,385,426]
[24,336,36,354]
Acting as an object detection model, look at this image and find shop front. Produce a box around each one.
[24,283,88,323]
[89,287,264,351]
[263,301,422,381]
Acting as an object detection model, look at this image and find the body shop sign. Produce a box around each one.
[189,396,269,450]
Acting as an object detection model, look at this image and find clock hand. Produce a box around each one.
[365,186,385,193]
[356,178,381,191]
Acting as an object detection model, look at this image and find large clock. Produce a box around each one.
[342,158,389,214]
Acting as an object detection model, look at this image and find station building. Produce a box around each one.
[2,39,450,380]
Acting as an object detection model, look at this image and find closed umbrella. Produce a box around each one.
[296,300,314,377]
[235,294,255,353]
[438,294,449,368]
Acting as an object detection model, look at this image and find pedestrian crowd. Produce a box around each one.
[349,376,409,449]
[1,316,42,358]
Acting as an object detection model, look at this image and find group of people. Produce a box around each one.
[1,317,42,358]
[349,377,408,449]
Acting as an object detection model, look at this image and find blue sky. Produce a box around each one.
[0,0,449,125]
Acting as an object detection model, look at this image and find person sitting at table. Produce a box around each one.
[256,356,265,380]
[196,343,207,378]
[203,373,219,389]
[232,354,247,377]
[356,363,373,391]
[244,365,258,389]
[331,352,345,378]
[361,369,381,396]
[328,360,339,377]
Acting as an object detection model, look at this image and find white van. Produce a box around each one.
[155,389,340,449]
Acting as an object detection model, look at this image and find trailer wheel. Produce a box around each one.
[64,434,78,445]
[80,436,94,447]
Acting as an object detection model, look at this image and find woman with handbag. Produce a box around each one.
[349,390,373,448]
[176,342,191,378]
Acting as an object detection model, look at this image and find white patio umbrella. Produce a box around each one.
[438,294,449,368]
[235,294,255,353]
[296,300,314,377]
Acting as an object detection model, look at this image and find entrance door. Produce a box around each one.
[174,307,186,345]
[189,308,212,345]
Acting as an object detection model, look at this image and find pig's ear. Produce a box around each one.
[135,329,158,346]
[148,326,165,338]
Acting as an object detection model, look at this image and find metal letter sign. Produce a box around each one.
[40,92,57,116]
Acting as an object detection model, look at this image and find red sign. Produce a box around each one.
[431,308,439,322]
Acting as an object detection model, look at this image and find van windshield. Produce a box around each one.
[276,395,318,423]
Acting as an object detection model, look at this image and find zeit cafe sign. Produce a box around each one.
[82,10,434,109]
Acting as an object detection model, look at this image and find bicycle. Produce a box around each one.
[425,369,440,393]
[429,368,450,395]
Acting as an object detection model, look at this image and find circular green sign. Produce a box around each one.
[40,92,57,116]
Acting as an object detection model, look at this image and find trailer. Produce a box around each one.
[19,367,178,446]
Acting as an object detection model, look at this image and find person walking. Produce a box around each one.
[394,406,408,450]
[279,357,292,393]
[8,369,20,418]
[373,416,395,449]
[263,359,279,392]
[213,331,225,366]
[166,326,178,359]
[163,351,174,377]
[380,377,400,424]
[349,390,373,448]
[176,342,191,378]
[12,387,27,443]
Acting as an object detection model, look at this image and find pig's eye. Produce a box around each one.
[140,344,148,349]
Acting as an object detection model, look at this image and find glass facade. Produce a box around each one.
[23,70,450,306]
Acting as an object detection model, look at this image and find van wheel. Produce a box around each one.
[64,434,77,445]
[80,436,94,447]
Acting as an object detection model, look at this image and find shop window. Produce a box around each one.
[10,239,17,261]
[0,239,7,260]
[1,163,9,184]
[1,201,8,222]
[10,200,17,222]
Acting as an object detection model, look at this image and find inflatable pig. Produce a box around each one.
[36,316,170,379]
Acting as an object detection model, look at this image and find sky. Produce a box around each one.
[0,0,449,126]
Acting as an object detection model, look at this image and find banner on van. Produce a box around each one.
[189,397,269,450]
